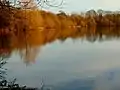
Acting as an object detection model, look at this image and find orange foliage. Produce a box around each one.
[1,9,120,63]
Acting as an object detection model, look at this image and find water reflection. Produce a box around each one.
[53,70,120,90]
[0,27,120,63]
[0,27,120,89]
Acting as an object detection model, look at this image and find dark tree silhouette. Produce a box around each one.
[0,0,64,9]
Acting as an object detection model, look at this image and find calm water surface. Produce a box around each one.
[1,27,120,90]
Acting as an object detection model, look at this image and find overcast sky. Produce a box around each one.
[45,0,120,13]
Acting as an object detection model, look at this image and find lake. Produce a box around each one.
[1,27,120,90]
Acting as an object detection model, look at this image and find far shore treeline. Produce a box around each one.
[1,1,120,35]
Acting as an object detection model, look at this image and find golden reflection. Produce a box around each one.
[0,27,120,64]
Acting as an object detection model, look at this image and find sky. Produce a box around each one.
[44,0,120,13]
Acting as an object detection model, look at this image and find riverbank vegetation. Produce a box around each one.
[1,1,120,35]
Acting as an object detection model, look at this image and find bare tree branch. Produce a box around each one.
[14,0,64,9]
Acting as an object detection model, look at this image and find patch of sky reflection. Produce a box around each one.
[4,38,120,88]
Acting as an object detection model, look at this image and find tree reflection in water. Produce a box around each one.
[0,27,120,63]
[0,27,120,89]
[0,35,40,90]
